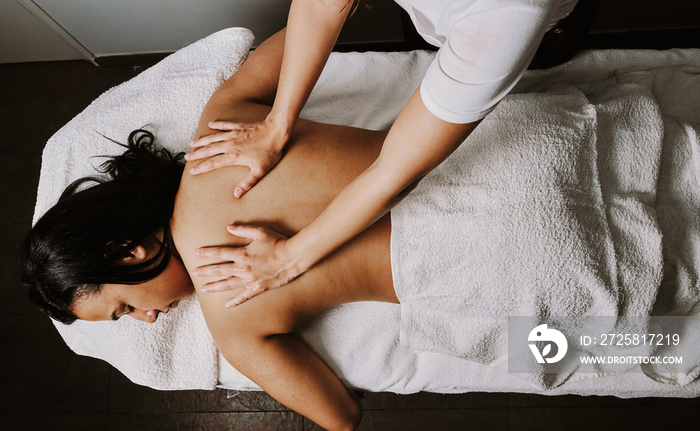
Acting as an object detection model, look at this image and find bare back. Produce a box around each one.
[171,31,397,345]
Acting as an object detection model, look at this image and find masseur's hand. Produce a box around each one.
[193,225,300,307]
[186,118,288,198]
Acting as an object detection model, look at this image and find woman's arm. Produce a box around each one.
[187,0,352,198]
[201,290,361,431]
[219,331,361,431]
[193,229,382,430]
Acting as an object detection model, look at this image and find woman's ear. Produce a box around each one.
[119,244,149,263]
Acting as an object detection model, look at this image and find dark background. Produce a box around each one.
[2,1,699,429]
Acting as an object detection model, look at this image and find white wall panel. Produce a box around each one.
[0,0,85,63]
[34,0,292,56]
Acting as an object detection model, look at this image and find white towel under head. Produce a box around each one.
[35,28,256,390]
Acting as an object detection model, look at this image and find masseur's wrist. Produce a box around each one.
[281,233,317,283]
[265,110,296,151]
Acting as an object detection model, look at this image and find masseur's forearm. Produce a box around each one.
[268,0,350,138]
[287,88,480,275]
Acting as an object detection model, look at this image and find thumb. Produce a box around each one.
[234,170,265,199]
[208,121,242,131]
[227,224,262,240]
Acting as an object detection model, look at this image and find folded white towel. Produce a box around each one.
[389,65,700,388]
[649,65,700,318]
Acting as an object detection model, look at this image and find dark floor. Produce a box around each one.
[2,30,700,431]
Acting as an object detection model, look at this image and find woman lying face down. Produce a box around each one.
[71,231,195,323]
[23,130,195,325]
[23,29,399,430]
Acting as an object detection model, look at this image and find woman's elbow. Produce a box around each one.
[330,399,362,431]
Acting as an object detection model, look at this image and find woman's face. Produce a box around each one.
[72,244,195,323]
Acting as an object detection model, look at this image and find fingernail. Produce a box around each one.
[184,153,190,160]
[234,188,242,198]
[195,249,202,256]
[188,140,194,146]
[189,168,196,175]
[200,287,208,292]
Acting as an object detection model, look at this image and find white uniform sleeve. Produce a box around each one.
[420,0,558,124]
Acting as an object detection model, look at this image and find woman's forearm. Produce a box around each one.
[223,333,361,430]
[268,0,351,139]
[287,88,480,276]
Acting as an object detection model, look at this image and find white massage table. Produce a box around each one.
[33,28,700,397]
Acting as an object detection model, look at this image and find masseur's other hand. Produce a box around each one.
[193,225,298,307]
[186,119,288,198]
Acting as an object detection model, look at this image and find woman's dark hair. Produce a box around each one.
[345,0,370,17]
[21,129,186,324]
